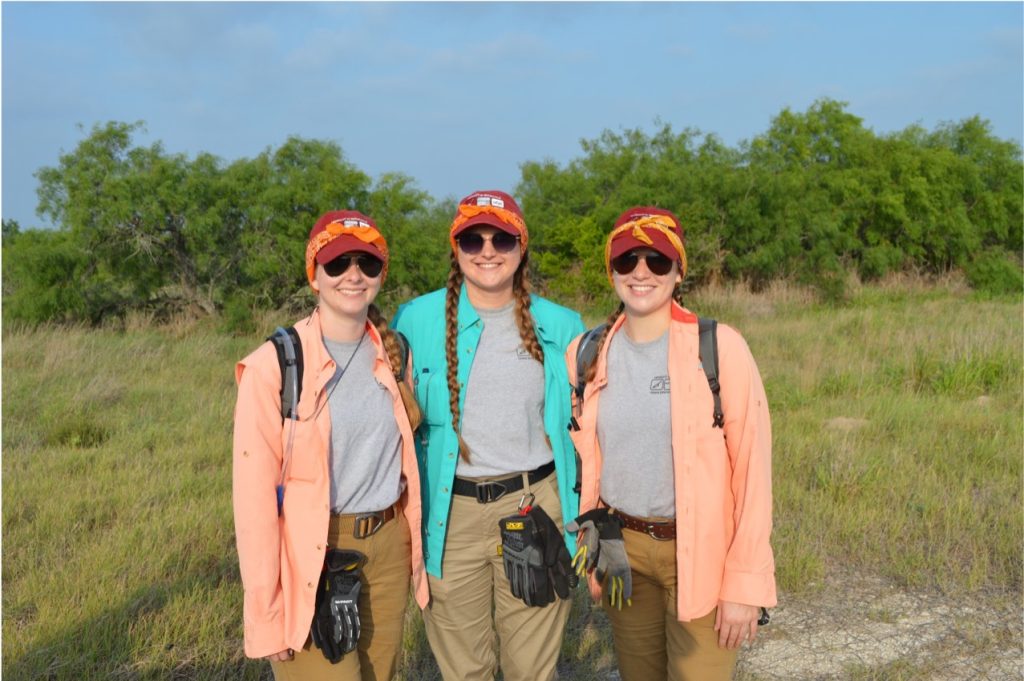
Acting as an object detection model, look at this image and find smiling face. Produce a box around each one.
[455,226,522,307]
[311,251,383,323]
[611,247,682,320]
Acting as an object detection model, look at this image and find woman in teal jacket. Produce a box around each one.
[392,190,583,681]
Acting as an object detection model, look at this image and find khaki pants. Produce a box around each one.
[271,510,411,681]
[605,527,737,681]
[423,471,571,681]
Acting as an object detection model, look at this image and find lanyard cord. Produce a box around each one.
[313,331,366,421]
[279,331,366,491]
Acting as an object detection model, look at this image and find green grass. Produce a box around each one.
[3,281,1021,679]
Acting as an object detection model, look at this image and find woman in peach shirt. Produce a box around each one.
[232,211,428,681]
[566,206,776,681]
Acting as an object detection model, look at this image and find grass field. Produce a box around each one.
[3,276,1021,680]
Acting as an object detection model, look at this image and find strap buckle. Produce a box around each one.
[353,512,384,538]
[475,481,508,504]
[647,526,671,541]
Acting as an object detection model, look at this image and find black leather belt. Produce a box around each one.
[452,461,556,504]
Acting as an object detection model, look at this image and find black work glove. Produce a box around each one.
[527,505,578,600]
[311,549,365,663]
[499,510,553,607]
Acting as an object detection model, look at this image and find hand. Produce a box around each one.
[265,648,294,661]
[714,600,762,649]
[565,508,609,577]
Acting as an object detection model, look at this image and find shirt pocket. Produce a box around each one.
[415,367,450,428]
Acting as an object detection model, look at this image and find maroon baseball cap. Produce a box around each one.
[449,190,529,251]
[305,210,389,284]
[608,206,685,262]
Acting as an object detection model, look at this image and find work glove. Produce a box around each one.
[566,508,632,610]
[528,505,578,600]
[499,509,553,607]
[311,549,365,663]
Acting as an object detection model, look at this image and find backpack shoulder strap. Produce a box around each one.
[574,323,608,405]
[268,326,303,421]
[698,317,724,428]
[393,330,411,383]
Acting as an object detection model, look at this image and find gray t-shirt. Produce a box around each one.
[323,336,403,514]
[597,330,675,518]
[458,302,553,478]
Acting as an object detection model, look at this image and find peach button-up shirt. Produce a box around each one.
[232,309,428,658]
[566,303,777,621]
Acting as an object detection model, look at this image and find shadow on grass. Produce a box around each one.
[3,577,269,681]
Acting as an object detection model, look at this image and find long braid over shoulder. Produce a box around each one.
[444,253,472,460]
[512,252,544,365]
[583,302,624,385]
[368,304,423,431]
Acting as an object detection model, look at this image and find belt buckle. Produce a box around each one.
[475,481,507,504]
[647,522,672,541]
[354,512,384,538]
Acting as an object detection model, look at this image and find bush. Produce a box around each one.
[964,249,1023,296]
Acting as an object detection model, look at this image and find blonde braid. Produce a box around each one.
[584,303,624,385]
[368,304,422,431]
[512,252,544,364]
[445,253,471,461]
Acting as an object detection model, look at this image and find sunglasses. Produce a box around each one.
[456,231,520,255]
[610,251,675,276]
[322,253,384,278]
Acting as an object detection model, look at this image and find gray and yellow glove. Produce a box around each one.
[311,549,365,663]
[566,508,632,610]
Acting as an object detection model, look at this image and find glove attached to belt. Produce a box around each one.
[566,508,632,610]
[499,504,577,608]
[311,549,365,663]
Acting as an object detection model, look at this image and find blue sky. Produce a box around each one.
[3,2,1022,229]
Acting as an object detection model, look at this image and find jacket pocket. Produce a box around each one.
[282,417,323,482]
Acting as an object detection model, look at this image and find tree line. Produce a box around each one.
[3,99,1021,326]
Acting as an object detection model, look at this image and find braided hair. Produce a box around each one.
[444,251,543,461]
[367,303,422,431]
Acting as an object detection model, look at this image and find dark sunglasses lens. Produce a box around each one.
[323,254,384,278]
[611,253,639,275]
[356,255,384,278]
[646,253,674,276]
[323,255,351,277]
[492,232,519,253]
[457,233,484,254]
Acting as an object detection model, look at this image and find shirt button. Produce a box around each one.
[242,450,249,457]
[307,581,314,588]
[448,452,455,459]
[317,544,323,550]
[442,487,449,493]
[438,521,444,527]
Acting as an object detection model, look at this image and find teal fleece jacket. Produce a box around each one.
[392,285,584,578]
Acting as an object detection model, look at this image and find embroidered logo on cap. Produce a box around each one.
[474,195,506,209]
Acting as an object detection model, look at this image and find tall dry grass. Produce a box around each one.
[2,279,1020,679]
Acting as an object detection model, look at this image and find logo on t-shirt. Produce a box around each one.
[650,376,670,394]
[516,347,534,360]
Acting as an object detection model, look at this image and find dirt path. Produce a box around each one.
[734,572,1022,680]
